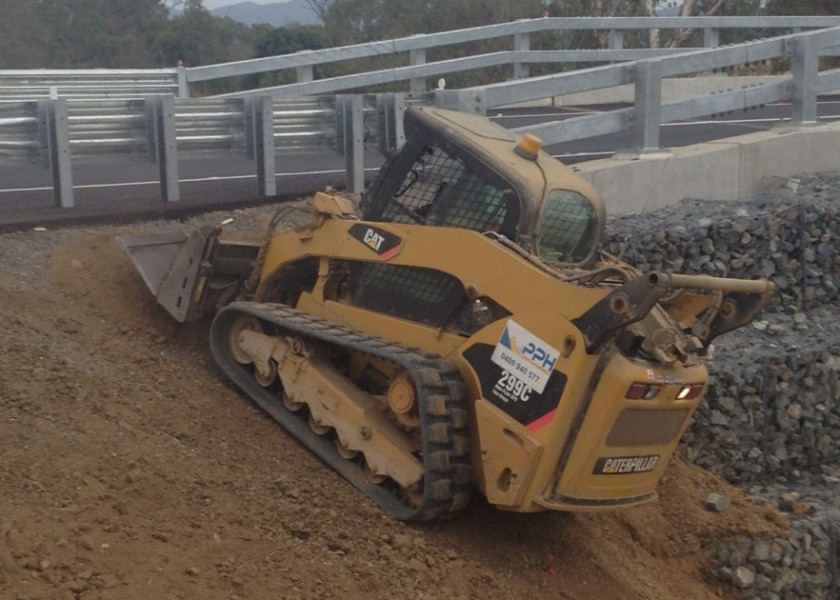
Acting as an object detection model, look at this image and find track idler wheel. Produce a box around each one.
[227,315,263,365]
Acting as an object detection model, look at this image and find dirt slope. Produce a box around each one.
[0,210,785,600]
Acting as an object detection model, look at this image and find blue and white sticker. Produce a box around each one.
[490,320,559,395]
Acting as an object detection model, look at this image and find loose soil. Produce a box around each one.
[0,206,785,600]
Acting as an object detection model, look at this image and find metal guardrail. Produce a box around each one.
[0,22,838,211]
[437,27,840,151]
[0,96,353,160]
[199,16,840,98]
[3,16,840,102]
[0,92,419,206]
[0,69,184,101]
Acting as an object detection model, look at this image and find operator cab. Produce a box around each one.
[361,106,606,267]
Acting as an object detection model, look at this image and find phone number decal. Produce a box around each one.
[490,320,559,394]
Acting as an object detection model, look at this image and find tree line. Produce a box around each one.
[0,0,834,71]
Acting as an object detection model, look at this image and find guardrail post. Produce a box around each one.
[337,95,365,194]
[608,29,624,65]
[253,96,276,197]
[410,49,427,93]
[144,97,159,162]
[153,96,180,202]
[791,34,819,125]
[513,33,530,79]
[608,29,624,50]
[245,97,256,161]
[632,59,663,153]
[376,93,406,155]
[296,65,314,83]
[39,99,74,208]
[177,66,190,99]
[433,89,486,115]
[703,28,720,48]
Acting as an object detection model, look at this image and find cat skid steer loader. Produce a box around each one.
[119,106,774,520]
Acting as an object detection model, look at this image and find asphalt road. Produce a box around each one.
[1,99,838,227]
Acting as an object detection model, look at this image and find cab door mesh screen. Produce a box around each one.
[382,144,507,234]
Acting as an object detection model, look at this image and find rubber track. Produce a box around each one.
[209,302,473,521]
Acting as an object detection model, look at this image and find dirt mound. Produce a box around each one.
[0,213,783,600]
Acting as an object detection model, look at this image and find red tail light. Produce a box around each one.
[625,383,661,400]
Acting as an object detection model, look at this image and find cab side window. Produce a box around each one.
[538,190,599,264]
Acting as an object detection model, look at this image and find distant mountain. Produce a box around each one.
[210,1,319,26]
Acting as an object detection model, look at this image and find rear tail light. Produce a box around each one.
[676,383,705,400]
[625,383,661,400]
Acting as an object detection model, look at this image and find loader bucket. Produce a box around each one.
[118,229,213,322]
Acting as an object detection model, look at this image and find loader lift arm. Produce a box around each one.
[573,271,776,354]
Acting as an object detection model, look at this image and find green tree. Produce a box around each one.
[308,0,544,44]
[252,24,331,87]
[160,0,253,67]
[419,0,544,33]
[254,24,330,56]
[0,0,51,68]
[38,0,170,67]
[766,0,839,14]
[417,0,546,86]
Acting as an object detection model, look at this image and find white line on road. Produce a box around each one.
[0,167,382,194]
[664,115,840,127]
